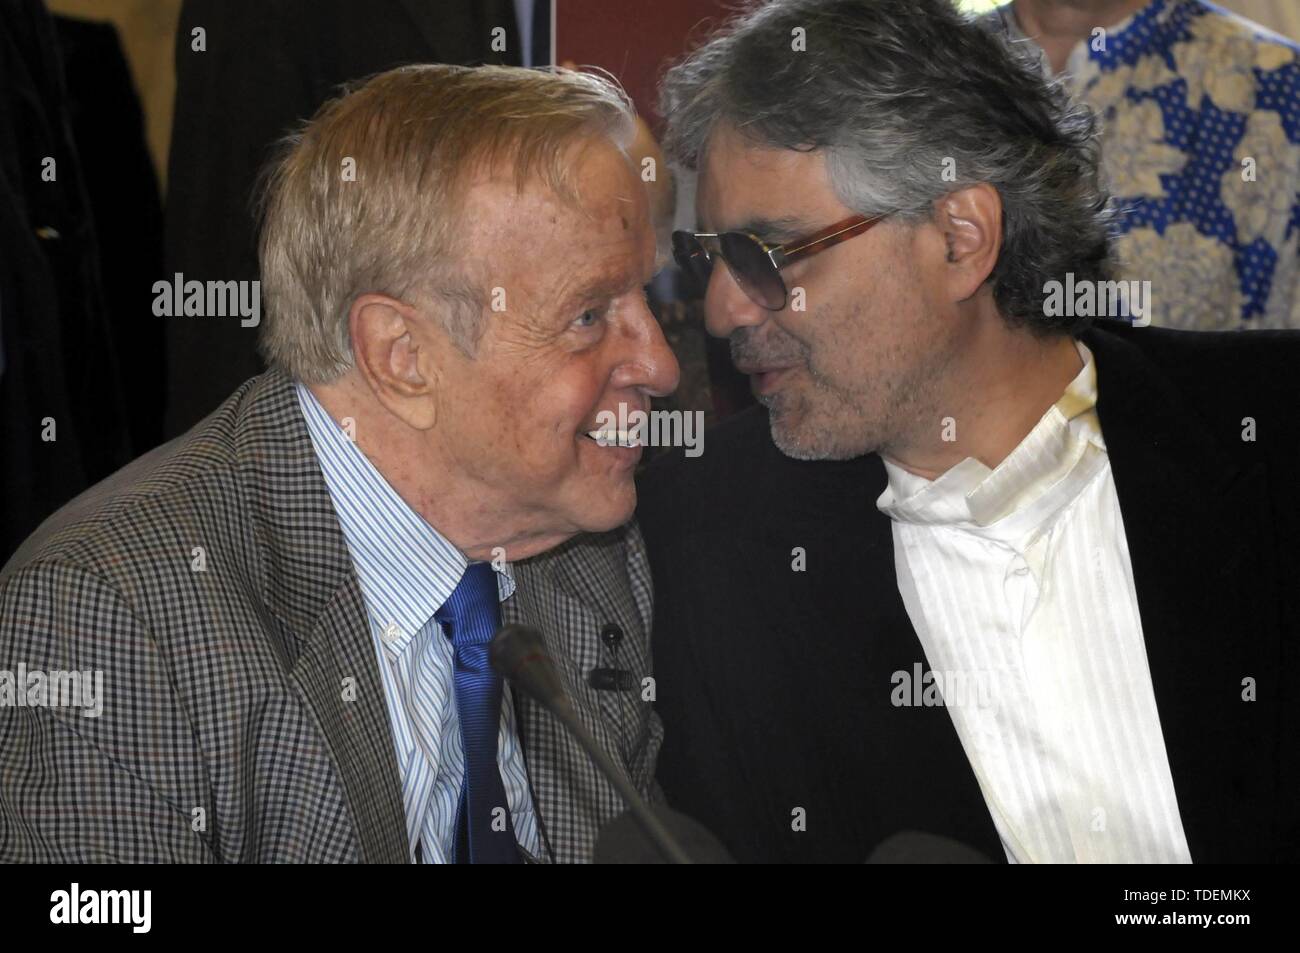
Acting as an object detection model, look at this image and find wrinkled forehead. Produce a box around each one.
[459,142,656,307]
[468,140,650,244]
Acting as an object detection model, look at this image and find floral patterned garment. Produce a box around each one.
[988,0,1300,330]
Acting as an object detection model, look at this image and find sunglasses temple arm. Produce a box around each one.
[782,218,877,263]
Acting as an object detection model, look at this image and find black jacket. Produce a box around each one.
[0,0,131,562]
[637,321,1300,863]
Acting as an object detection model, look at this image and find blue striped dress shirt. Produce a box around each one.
[295,383,541,863]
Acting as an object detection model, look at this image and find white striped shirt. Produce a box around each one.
[296,384,541,863]
[876,344,1192,863]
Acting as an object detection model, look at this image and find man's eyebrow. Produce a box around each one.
[710,216,808,243]
[591,269,648,297]
[560,270,643,310]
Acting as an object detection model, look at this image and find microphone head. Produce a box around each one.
[866,831,993,864]
[490,623,568,710]
[594,805,736,864]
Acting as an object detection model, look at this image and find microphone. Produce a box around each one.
[866,831,994,864]
[490,623,694,864]
[595,805,735,864]
[588,622,636,691]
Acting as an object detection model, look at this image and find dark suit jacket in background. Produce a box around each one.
[0,0,131,564]
[637,321,1300,863]
[163,0,526,436]
[55,15,167,456]
[1,371,661,863]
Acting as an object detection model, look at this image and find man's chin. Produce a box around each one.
[504,486,635,561]
[571,479,637,534]
[769,403,870,462]
[770,421,830,461]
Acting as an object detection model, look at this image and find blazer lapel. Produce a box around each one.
[534,530,652,767]
[1086,325,1280,861]
[292,580,410,862]
[243,371,408,863]
[503,530,650,862]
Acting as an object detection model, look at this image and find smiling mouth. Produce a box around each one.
[583,429,641,448]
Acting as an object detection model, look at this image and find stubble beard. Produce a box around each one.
[731,292,950,463]
[764,361,930,462]
[752,334,941,464]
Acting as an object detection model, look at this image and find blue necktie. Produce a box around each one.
[435,562,521,863]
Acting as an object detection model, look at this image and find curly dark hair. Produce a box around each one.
[660,0,1119,335]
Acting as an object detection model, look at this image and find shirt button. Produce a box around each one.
[382,623,403,644]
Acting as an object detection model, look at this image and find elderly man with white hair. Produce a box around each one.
[0,64,678,864]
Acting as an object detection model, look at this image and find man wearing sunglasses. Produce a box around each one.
[638,0,1300,863]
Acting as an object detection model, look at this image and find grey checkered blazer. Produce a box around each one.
[0,370,663,863]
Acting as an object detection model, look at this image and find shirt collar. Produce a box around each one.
[876,342,1106,536]
[294,382,515,643]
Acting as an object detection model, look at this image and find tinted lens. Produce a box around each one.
[672,232,714,291]
[719,233,787,310]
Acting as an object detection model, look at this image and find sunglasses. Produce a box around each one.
[671,214,883,311]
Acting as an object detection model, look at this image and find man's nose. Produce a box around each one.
[612,295,681,398]
[703,261,771,338]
